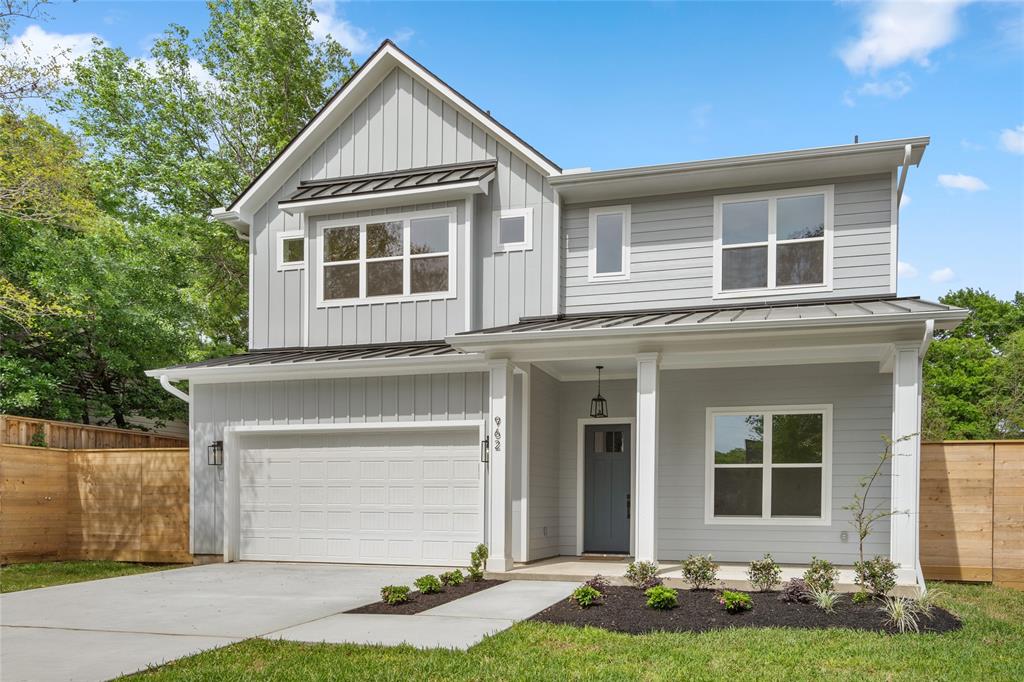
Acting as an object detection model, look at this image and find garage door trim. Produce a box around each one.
[222,420,486,562]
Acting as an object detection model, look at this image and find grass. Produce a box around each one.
[124,582,1024,681]
[0,560,184,593]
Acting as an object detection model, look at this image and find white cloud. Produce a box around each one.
[857,74,912,99]
[929,267,955,283]
[901,193,912,206]
[7,24,101,78]
[898,261,919,278]
[392,28,415,44]
[1000,124,1024,154]
[840,1,969,73]
[960,138,984,151]
[938,173,989,191]
[140,56,217,90]
[311,0,373,54]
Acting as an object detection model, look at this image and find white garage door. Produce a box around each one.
[237,429,483,566]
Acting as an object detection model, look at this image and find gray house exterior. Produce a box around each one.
[150,41,967,591]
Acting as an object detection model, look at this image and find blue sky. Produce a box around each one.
[10,0,1024,302]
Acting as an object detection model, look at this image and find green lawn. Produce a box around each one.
[0,560,184,593]
[126,582,1024,681]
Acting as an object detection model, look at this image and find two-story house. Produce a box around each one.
[149,41,967,592]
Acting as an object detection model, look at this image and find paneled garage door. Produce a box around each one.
[237,429,482,565]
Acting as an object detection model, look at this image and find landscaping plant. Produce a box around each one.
[467,544,488,581]
[746,553,782,592]
[852,590,872,604]
[844,434,913,564]
[414,575,443,594]
[854,556,898,597]
[718,590,753,614]
[803,557,839,593]
[380,585,411,605]
[584,574,611,593]
[570,584,602,608]
[680,554,719,590]
[625,561,661,590]
[911,587,945,620]
[880,595,920,633]
[808,586,838,614]
[778,578,812,604]
[439,569,464,587]
[645,585,678,610]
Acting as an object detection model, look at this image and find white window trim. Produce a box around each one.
[704,404,833,527]
[276,230,306,271]
[712,185,834,299]
[587,204,631,282]
[492,207,534,253]
[315,206,458,307]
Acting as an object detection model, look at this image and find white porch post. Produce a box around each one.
[890,342,922,583]
[635,353,660,563]
[487,359,514,572]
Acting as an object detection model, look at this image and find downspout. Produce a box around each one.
[159,374,191,404]
[915,319,935,594]
[897,144,913,208]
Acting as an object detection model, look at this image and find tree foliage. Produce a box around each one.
[0,0,64,106]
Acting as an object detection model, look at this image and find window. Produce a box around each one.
[492,207,533,252]
[705,405,832,525]
[317,209,455,305]
[277,231,305,271]
[588,205,631,281]
[713,186,833,297]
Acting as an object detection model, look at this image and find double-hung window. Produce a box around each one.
[319,209,455,304]
[705,405,832,525]
[713,186,833,297]
[588,205,631,281]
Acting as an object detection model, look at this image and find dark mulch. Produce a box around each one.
[531,586,962,635]
[346,579,505,615]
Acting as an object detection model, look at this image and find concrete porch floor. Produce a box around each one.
[486,556,920,596]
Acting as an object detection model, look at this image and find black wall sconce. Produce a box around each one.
[207,440,224,466]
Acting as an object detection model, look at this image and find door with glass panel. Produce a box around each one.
[583,424,631,554]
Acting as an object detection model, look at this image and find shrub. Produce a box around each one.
[854,556,898,597]
[718,590,753,614]
[746,553,782,592]
[778,578,812,604]
[625,561,659,590]
[439,569,464,587]
[570,584,602,608]
[584,574,610,593]
[808,586,838,613]
[380,585,410,605]
[804,556,839,593]
[680,554,718,590]
[880,595,920,633]
[467,544,489,581]
[852,590,872,605]
[911,588,945,621]
[645,585,678,610]
[414,574,442,594]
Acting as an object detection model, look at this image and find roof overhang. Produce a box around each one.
[549,137,929,203]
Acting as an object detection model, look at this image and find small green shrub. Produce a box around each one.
[584,574,610,593]
[439,569,464,587]
[746,553,782,592]
[808,586,838,613]
[645,585,678,610]
[29,428,47,448]
[880,595,920,633]
[852,590,872,604]
[467,544,489,581]
[625,561,660,590]
[414,574,442,594]
[380,585,410,605]
[854,556,898,597]
[680,554,718,590]
[911,587,945,621]
[778,578,812,604]
[570,584,602,608]
[804,556,839,593]
[718,590,753,614]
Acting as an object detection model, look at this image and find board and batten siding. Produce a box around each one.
[528,366,562,561]
[190,372,488,554]
[561,173,896,314]
[248,65,556,349]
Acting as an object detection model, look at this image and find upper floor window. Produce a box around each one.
[713,186,833,298]
[277,231,305,271]
[588,205,631,281]
[317,209,456,306]
[493,207,533,252]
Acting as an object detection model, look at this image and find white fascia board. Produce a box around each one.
[279,176,492,216]
[145,352,488,384]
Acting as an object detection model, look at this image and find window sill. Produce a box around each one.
[712,283,833,300]
[493,243,533,254]
[316,290,456,308]
[277,262,305,272]
[703,515,832,527]
[588,272,631,283]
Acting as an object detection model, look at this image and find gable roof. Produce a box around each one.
[220,40,560,228]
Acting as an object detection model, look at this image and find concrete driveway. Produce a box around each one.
[0,562,433,682]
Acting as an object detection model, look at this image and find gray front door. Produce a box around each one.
[583,423,631,554]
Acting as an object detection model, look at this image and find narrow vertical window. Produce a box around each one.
[588,205,631,281]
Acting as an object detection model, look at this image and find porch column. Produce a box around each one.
[634,353,660,563]
[487,359,514,572]
[890,342,922,583]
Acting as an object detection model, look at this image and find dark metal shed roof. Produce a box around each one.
[160,342,465,372]
[281,160,497,206]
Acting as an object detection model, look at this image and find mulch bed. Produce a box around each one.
[346,579,505,616]
[530,586,962,635]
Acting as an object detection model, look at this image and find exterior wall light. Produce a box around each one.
[207,440,224,466]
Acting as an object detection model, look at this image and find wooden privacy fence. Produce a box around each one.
[0,414,188,449]
[920,441,1023,590]
[0,444,190,564]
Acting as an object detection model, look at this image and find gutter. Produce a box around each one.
[159,374,191,404]
[897,143,914,208]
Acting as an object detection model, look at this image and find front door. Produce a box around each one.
[583,423,631,554]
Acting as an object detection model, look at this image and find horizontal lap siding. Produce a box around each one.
[250,66,554,349]
[190,372,488,554]
[562,173,894,314]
